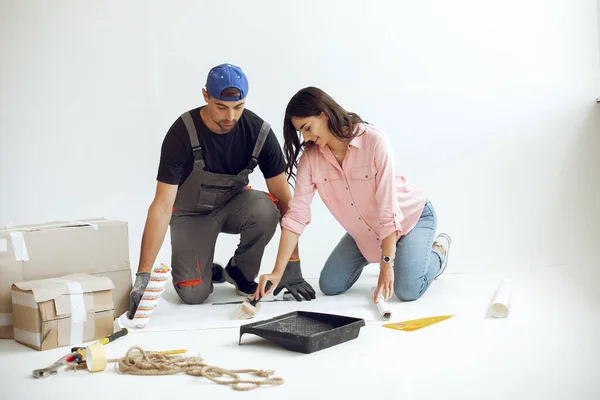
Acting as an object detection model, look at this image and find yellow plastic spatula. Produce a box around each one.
[383,314,454,331]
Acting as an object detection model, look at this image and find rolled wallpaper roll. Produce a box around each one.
[490,279,511,318]
[370,286,392,321]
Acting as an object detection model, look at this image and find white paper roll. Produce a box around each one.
[370,286,392,321]
[490,279,511,318]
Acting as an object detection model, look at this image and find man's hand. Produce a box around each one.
[128,272,150,319]
[374,265,394,303]
[274,260,316,301]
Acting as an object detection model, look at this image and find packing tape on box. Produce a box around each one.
[86,342,107,372]
[0,313,12,326]
[11,293,41,346]
[50,279,86,344]
[9,232,29,261]
[11,291,39,309]
[4,219,108,261]
[14,327,41,347]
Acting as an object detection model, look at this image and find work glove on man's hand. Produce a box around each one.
[128,272,150,319]
[274,260,316,301]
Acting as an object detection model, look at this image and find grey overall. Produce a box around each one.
[169,111,280,304]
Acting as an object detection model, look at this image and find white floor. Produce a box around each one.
[2,264,600,400]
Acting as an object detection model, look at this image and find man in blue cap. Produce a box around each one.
[127,64,315,316]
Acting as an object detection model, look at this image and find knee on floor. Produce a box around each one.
[175,283,211,304]
[318,275,346,296]
[394,281,424,302]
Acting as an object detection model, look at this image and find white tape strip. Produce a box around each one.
[50,279,86,344]
[0,238,7,252]
[9,232,29,261]
[14,328,41,347]
[11,291,39,309]
[0,313,13,326]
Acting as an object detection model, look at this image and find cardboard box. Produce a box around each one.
[0,219,132,339]
[11,273,114,350]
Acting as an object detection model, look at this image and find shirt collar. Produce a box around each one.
[317,123,365,154]
[348,123,366,148]
[348,132,363,148]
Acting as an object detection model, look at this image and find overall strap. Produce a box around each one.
[246,121,271,171]
[180,112,204,163]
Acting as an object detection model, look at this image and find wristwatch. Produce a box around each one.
[381,255,394,264]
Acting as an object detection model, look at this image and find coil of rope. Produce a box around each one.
[67,346,284,391]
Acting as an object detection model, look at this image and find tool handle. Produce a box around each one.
[249,280,273,306]
[98,327,128,345]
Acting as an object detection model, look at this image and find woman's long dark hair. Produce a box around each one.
[283,87,365,185]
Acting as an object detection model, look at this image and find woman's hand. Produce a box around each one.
[374,265,394,303]
[253,271,283,300]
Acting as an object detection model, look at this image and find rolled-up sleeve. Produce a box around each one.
[374,135,403,240]
[280,151,317,235]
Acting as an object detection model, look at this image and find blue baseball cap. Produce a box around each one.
[205,63,249,101]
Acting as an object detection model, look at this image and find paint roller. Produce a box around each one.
[117,263,171,330]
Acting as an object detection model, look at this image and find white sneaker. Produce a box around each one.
[433,233,451,279]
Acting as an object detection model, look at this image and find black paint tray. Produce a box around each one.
[239,311,365,354]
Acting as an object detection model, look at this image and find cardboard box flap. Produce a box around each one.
[13,273,114,304]
[0,218,112,234]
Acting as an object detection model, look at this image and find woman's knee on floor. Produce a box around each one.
[319,278,346,296]
[393,280,425,302]
[318,270,348,296]
[174,281,212,304]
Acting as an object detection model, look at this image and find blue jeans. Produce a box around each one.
[318,200,442,301]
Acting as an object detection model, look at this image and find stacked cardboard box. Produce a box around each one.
[11,273,115,350]
[0,219,132,339]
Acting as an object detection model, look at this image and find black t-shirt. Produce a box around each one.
[157,106,286,186]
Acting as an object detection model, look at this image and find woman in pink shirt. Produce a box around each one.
[254,87,451,304]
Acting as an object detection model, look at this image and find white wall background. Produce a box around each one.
[1,0,599,279]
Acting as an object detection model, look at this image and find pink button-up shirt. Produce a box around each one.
[280,123,427,263]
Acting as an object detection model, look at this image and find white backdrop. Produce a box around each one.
[1,0,599,280]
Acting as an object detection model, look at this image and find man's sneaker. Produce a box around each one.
[222,258,257,296]
[212,263,225,283]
